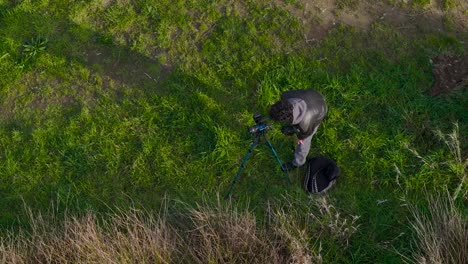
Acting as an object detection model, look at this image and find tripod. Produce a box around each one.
[224,129,291,199]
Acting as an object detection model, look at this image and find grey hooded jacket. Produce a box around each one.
[281,89,327,140]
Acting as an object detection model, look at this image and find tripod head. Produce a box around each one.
[247,113,273,134]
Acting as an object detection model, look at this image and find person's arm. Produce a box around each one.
[292,134,312,167]
[292,124,320,167]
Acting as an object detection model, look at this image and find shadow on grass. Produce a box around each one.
[0,2,297,229]
[0,7,251,225]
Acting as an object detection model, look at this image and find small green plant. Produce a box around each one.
[22,36,48,60]
[336,0,360,9]
[17,36,48,69]
[443,0,456,10]
[411,0,432,8]
[443,15,455,32]
[284,0,299,5]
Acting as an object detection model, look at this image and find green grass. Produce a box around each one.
[411,0,433,8]
[443,0,457,10]
[0,0,466,262]
[336,0,361,10]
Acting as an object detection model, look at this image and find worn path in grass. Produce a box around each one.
[282,0,467,42]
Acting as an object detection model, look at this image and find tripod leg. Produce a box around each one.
[264,134,291,183]
[224,140,257,199]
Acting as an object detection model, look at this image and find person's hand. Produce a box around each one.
[281,125,299,136]
[282,161,298,172]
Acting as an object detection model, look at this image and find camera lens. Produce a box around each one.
[247,126,258,134]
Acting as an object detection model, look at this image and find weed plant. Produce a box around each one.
[0,0,466,262]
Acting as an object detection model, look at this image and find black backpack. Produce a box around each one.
[304,156,340,194]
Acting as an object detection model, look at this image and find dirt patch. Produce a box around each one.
[277,0,468,43]
[83,44,173,98]
[304,22,335,44]
[429,54,468,96]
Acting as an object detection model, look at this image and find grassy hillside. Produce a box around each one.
[1,0,466,262]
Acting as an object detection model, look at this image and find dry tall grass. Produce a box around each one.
[178,197,291,263]
[405,123,467,201]
[434,123,467,201]
[408,194,468,264]
[1,206,178,264]
[2,195,355,263]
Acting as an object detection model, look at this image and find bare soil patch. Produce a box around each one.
[429,54,468,96]
[84,46,171,88]
[277,0,468,43]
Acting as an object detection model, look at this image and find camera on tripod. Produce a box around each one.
[247,113,272,134]
[225,112,290,199]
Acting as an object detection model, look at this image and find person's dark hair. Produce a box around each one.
[269,99,293,123]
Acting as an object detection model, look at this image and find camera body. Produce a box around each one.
[247,113,272,134]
